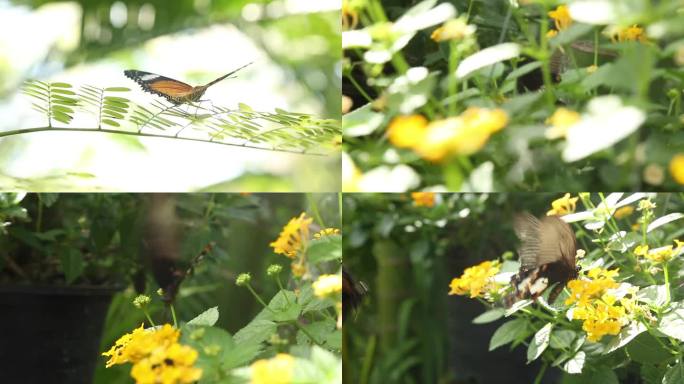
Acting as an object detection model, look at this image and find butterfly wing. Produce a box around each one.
[124,70,195,104]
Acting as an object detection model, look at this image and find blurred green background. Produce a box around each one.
[0,0,341,191]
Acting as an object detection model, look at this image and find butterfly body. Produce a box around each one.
[124,62,252,105]
[504,213,577,307]
[342,269,368,321]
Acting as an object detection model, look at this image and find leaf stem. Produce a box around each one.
[0,127,329,156]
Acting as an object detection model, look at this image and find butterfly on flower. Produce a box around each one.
[124,62,252,105]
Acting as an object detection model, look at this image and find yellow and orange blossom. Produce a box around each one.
[449,260,501,298]
[411,192,436,207]
[547,193,579,216]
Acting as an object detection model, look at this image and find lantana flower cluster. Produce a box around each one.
[448,260,502,299]
[564,268,639,342]
[102,324,202,384]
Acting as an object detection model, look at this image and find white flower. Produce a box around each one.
[563,96,646,162]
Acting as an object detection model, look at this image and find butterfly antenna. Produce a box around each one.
[205,62,254,88]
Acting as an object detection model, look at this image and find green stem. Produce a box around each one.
[447,40,460,115]
[307,194,326,228]
[276,276,290,305]
[143,309,156,327]
[538,4,555,107]
[246,284,275,314]
[345,73,374,103]
[0,127,328,156]
[533,361,548,384]
[664,263,671,306]
[170,304,178,328]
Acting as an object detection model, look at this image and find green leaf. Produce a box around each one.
[187,306,219,326]
[103,110,126,119]
[238,103,253,112]
[605,321,647,353]
[664,361,684,384]
[52,110,73,124]
[102,119,121,127]
[307,235,341,264]
[51,88,76,95]
[549,24,594,48]
[549,329,576,350]
[625,332,673,364]
[221,341,262,370]
[472,308,505,324]
[296,319,335,346]
[562,351,586,374]
[527,323,552,363]
[268,290,301,322]
[299,285,335,313]
[52,105,74,114]
[60,249,84,284]
[342,103,384,137]
[50,82,72,88]
[104,87,131,92]
[103,96,130,103]
[233,318,277,345]
[489,318,529,351]
[658,302,684,341]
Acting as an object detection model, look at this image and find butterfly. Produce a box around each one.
[124,62,253,105]
[503,212,578,307]
[342,268,368,321]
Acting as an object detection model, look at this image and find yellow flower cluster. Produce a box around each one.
[547,5,572,38]
[313,274,343,298]
[251,353,296,384]
[102,324,202,384]
[270,213,313,258]
[609,25,647,43]
[411,192,436,207]
[634,240,684,263]
[388,108,508,162]
[613,205,635,220]
[546,193,578,216]
[314,228,341,239]
[448,260,501,299]
[565,268,635,342]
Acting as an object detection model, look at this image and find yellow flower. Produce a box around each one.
[613,205,634,220]
[545,108,580,139]
[104,324,202,384]
[564,268,634,342]
[312,274,343,298]
[547,5,572,37]
[634,244,649,257]
[546,193,579,216]
[586,64,598,73]
[449,260,501,299]
[670,154,684,185]
[411,192,436,207]
[387,115,429,149]
[431,18,476,42]
[342,0,359,30]
[313,228,341,239]
[645,245,675,263]
[546,29,558,38]
[414,108,508,161]
[609,25,647,43]
[251,354,295,384]
[270,213,313,258]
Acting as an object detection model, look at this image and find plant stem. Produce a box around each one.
[0,127,329,156]
[246,284,275,314]
[533,361,548,384]
[170,304,178,328]
[538,4,555,107]
[143,309,156,327]
[307,194,326,228]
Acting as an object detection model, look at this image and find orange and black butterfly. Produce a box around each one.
[503,213,578,307]
[342,268,368,322]
[124,62,252,105]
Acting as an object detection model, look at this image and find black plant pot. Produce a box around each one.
[0,284,120,384]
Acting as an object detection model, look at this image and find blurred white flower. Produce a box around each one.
[356,164,420,192]
[456,43,521,79]
[563,96,646,162]
[562,193,650,230]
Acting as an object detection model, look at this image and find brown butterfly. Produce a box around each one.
[342,268,368,321]
[504,213,578,307]
[124,62,252,105]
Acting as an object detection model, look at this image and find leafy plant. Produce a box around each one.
[14,81,340,156]
[342,0,684,191]
[450,193,684,383]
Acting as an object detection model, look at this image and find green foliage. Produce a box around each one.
[343,0,684,191]
[15,81,340,156]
